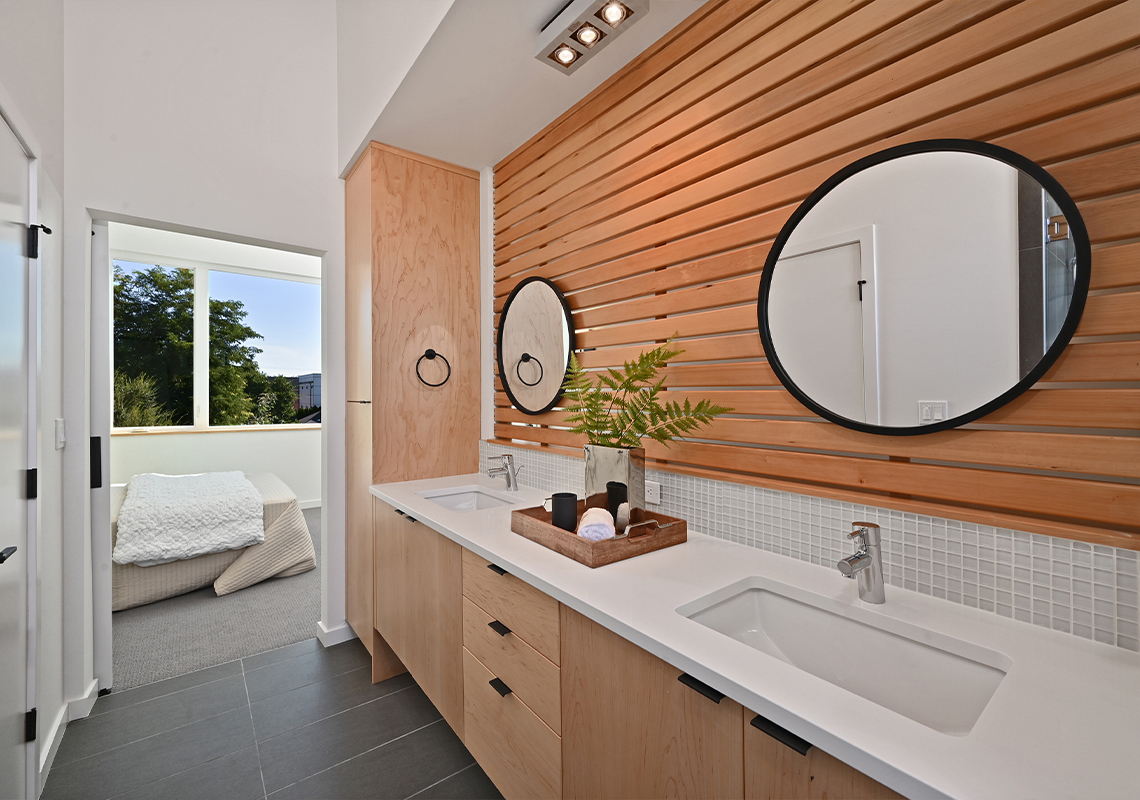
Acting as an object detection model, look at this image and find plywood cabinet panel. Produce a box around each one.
[372,497,464,736]
[463,549,561,665]
[370,144,479,485]
[561,606,744,800]
[743,707,904,800]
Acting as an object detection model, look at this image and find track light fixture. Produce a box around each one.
[535,0,647,75]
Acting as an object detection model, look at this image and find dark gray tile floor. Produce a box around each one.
[42,638,503,800]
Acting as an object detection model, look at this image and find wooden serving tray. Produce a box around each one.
[511,499,687,568]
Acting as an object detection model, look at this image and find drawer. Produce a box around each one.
[463,596,560,734]
[463,647,561,800]
[462,549,560,665]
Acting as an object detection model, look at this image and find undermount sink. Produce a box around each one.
[416,485,517,512]
[677,577,1011,736]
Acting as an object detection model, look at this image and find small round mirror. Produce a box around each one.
[498,276,575,415]
[758,139,1090,435]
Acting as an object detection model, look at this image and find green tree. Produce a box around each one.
[113,265,194,424]
[114,263,305,426]
[113,369,174,427]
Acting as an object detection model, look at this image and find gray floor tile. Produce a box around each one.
[258,686,442,793]
[55,674,249,767]
[42,706,255,800]
[241,637,322,672]
[252,665,416,742]
[110,746,264,800]
[268,719,474,800]
[244,639,372,703]
[411,763,503,800]
[91,660,244,716]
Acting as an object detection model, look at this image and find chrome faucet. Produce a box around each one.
[487,453,522,492]
[837,522,885,603]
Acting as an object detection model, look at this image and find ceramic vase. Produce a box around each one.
[583,444,645,515]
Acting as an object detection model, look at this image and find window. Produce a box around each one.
[113,259,321,429]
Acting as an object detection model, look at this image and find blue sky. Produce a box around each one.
[115,260,321,377]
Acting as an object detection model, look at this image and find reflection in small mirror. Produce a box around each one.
[498,277,575,415]
[760,142,1087,433]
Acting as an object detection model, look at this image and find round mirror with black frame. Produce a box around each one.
[757,139,1090,435]
[497,276,576,415]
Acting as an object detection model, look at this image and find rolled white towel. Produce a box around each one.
[577,506,616,542]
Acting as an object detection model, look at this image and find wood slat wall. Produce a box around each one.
[492,0,1140,550]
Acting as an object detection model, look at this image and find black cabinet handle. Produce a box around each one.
[488,620,511,637]
[0,546,15,564]
[678,673,725,704]
[489,678,512,697]
[487,563,508,576]
[406,516,417,524]
[750,714,813,756]
[395,509,405,516]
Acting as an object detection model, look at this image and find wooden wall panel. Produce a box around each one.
[492,0,1140,550]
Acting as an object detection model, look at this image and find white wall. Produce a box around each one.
[62,0,349,682]
[785,152,1020,427]
[0,0,64,187]
[336,0,454,175]
[111,428,322,506]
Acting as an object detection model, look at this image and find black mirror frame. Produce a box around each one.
[497,276,577,415]
[757,138,1091,436]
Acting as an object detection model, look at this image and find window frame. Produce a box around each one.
[111,249,321,434]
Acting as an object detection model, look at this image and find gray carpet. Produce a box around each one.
[111,507,323,691]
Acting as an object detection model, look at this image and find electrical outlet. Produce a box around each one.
[645,480,661,505]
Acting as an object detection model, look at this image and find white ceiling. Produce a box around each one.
[339,0,704,175]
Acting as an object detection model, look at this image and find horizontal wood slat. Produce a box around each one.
[493,0,1140,549]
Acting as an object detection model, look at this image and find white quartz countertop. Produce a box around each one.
[370,474,1140,800]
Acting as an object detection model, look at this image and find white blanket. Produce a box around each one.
[113,472,265,566]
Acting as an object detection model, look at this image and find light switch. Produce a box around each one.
[918,401,948,425]
[55,418,66,449]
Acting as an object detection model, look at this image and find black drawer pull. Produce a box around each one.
[750,714,813,756]
[394,509,404,516]
[405,516,417,524]
[487,563,508,576]
[489,678,512,697]
[678,673,725,704]
[488,620,511,637]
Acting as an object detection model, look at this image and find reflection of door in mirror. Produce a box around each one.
[769,229,879,424]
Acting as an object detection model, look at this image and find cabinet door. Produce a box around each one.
[561,607,744,800]
[373,499,464,737]
[373,497,408,658]
[743,707,904,800]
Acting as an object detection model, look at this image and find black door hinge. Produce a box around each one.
[26,224,51,259]
[25,708,36,742]
[26,468,37,500]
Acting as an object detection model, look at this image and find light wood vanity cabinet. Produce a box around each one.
[461,550,563,800]
[371,496,464,738]
[371,501,906,799]
[743,707,904,800]
[561,606,745,800]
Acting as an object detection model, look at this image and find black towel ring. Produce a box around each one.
[416,349,451,387]
[516,353,544,387]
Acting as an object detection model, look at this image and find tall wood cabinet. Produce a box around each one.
[344,142,480,648]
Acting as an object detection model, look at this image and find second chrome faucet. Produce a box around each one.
[837,521,886,603]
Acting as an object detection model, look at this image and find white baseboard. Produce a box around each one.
[299,500,320,510]
[316,619,357,647]
[66,679,99,721]
[38,704,67,792]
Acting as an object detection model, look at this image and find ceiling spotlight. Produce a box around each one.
[599,1,629,26]
[551,45,579,66]
[573,23,603,48]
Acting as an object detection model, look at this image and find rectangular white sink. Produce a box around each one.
[416,485,517,512]
[678,577,1011,736]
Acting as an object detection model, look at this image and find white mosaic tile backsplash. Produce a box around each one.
[481,440,1140,652]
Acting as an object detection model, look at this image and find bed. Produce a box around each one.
[110,472,317,611]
